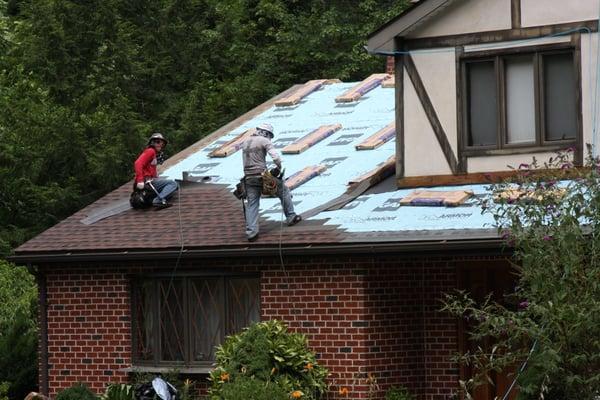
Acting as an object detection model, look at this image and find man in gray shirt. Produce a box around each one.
[242,123,301,241]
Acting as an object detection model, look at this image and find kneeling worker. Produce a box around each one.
[134,133,178,209]
[242,123,301,241]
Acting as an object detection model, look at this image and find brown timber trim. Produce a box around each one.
[511,0,521,29]
[397,166,588,188]
[405,20,598,50]
[404,53,459,174]
[397,171,519,188]
[456,45,467,173]
[572,33,584,165]
[461,143,577,157]
[37,272,49,396]
[395,37,405,179]
[462,41,573,59]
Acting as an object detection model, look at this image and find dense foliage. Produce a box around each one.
[0,260,37,400]
[209,320,328,400]
[55,383,97,400]
[443,149,600,399]
[0,2,407,398]
[0,0,408,256]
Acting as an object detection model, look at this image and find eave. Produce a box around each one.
[366,0,456,53]
[8,236,506,265]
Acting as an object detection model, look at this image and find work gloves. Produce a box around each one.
[269,167,285,179]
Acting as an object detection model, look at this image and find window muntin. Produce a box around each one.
[132,275,260,366]
[464,48,577,151]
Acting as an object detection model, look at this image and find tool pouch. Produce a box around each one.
[233,178,247,200]
[261,170,278,197]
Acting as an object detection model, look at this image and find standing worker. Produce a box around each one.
[242,123,301,241]
[134,133,178,209]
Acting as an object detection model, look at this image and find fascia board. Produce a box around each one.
[367,0,453,53]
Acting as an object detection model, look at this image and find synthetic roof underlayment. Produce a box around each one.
[161,77,495,234]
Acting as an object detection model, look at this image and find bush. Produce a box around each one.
[208,320,328,400]
[0,311,37,400]
[55,383,97,400]
[385,386,415,400]
[218,377,288,400]
[100,384,134,400]
[443,149,600,399]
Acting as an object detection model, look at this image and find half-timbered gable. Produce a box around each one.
[368,0,599,187]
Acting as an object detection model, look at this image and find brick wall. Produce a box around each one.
[40,255,503,400]
[44,268,131,395]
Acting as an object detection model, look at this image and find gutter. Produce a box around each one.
[9,238,507,264]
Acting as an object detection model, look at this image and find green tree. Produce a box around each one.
[444,149,600,399]
[0,260,37,399]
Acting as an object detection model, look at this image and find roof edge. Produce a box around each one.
[9,238,506,265]
[366,0,454,53]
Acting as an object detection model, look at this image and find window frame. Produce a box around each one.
[130,272,261,368]
[460,42,580,157]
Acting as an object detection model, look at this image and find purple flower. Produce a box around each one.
[543,235,552,241]
[519,301,529,309]
[561,163,572,170]
[566,146,576,153]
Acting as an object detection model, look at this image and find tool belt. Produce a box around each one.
[234,171,279,199]
[261,170,278,197]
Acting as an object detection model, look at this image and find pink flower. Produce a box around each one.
[519,301,529,309]
[543,235,553,241]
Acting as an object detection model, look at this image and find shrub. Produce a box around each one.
[100,384,134,400]
[55,383,97,400]
[385,386,415,400]
[443,149,600,399]
[218,377,288,400]
[208,320,328,400]
[0,382,9,400]
[0,311,37,400]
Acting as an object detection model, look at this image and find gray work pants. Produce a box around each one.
[244,176,297,239]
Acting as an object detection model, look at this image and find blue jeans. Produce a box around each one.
[149,179,178,205]
[244,176,297,239]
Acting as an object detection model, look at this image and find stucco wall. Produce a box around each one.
[582,31,600,154]
[403,56,455,177]
[407,0,511,39]
[521,0,599,28]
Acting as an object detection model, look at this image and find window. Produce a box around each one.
[463,47,578,151]
[132,275,260,366]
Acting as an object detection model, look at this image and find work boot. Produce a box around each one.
[153,199,172,210]
[247,233,259,242]
[287,215,302,226]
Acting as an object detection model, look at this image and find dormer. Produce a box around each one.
[367,0,598,187]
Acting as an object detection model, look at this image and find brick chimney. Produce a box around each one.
[386,56,395,75]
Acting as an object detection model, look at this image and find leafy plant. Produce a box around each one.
[443,148,600,399]
[217,377,288,400]
[385,386,415,400]
[209,320,328,400]
[0,382,9,400]
[55,383,97,400]
[100,384,134,400]
[0,260,37,400]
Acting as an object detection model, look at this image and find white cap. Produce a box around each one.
[256,123,274,138]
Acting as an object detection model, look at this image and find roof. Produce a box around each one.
[366,0,456,53]
[12,76,501,263]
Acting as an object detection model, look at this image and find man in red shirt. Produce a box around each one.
[134,133,178,208]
